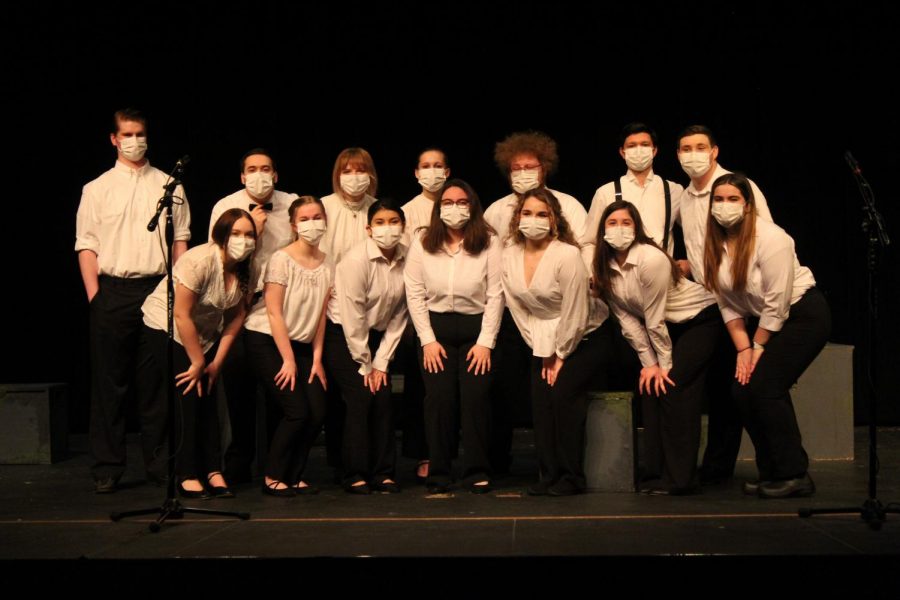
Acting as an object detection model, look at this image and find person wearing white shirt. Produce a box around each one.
[209,149,299,485]
[704,173,829,499]
[676,124,774,486]
[485,131,589,476]
[400,148,451,482]
[325,199,409,494]
[593,200,720,495]
[404,179,504,493]
[141,209,254,499]
[501,189,611,496]
[75,108,191,493]
[320,147,380,474]
[243,196,331,497]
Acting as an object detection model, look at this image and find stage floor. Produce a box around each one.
[1,428,898,560]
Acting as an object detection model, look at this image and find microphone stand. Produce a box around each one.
[798,152,897,529]
[111,157,250,532]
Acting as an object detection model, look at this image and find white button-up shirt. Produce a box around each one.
[712,217,815,332]
[680,164,772,285]
[502,240,607,359]
[484,188,587,248]
[607,243,717,370]
[75,160,191,277]
[327,238,409,375]
[208,189,298,292]
[404,233,504,349]
[320,192,377,266]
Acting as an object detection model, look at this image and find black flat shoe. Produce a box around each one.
[207,472,235,498]
[758,474,815,499]
[372,480,401,494]
[262,480,296,498]
[468,480,492,495]
[293,482,320,495]
[426,483,450,495]
[742,480,771,496]
[179,480,211,500]
[548,480,583,497]
[345,481,371,495]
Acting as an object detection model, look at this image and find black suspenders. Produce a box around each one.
[614,177,672,253]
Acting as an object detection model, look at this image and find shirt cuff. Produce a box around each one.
[371,357,390,373]
[720,306,743,324]
[758,314,786,332]
[638,348,659,368]
[356,361,373,377]
[418,329,437,346]
[475,332,497,350]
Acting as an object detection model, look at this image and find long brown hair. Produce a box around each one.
[507,188,579,248]
[702,172,757,294]
[592,200,681,301]
[421,178,495,255]
[211,208,257,296]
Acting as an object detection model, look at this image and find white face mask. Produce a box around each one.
[340,173,370,198]
[244,171,274,200]
[440,204,470,230]
[624,146,654,172]
[119,136,148,162]
[711,202,746,228]
[511,168,541,194]
[227,236,255,261]
[417,168,447,193]
[518,216,551,241]
[296,219,327,245]
[679,151,713,178]
[604,226,635,251]
[370,224,404,250]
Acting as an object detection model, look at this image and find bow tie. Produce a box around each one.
[250,203,273,211]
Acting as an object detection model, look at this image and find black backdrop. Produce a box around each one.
[5,2,899,429]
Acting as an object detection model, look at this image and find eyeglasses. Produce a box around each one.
[510,164,541,172]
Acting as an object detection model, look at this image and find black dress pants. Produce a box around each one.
[89,275,166,482]
[488,308,532,473]
[244,330,326,484]
[732,289,831,481]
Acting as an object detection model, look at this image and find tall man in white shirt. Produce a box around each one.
[484,131,589,475]
[210,148,298,485]
[675,124,773,484]
[75,108,191,493]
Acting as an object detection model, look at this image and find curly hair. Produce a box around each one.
[493,131,559,177]
[507,188,579,248]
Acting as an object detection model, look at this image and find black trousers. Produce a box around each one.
[531,321,613,491]
[640,305,721,490]
[324,321,396,484]
[488,308,532,473]
[89,275,166,481]
[244,330,326,484]
[399,325,429,460]
[144,326,221,480]
[419,312,493,486]
[733,288,831,481]
[699,323,744,481]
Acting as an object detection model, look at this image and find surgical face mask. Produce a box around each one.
[510,168,541,194]
[227,236,255,261]
[624,146,654,172]
[604,226,635,251]
[679,151,712,178]
[245,171,274,200]
[518,216,551,241]
[371,224,404,250]
[119,136,148,161]
[295,219,327,245]
[711,202,746,228]
[340,173,370,198]
[440,204,470,230]
[417,168,447,193]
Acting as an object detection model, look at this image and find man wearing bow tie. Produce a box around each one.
[209,148,298,484]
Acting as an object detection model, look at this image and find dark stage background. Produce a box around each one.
[5,2,899,429]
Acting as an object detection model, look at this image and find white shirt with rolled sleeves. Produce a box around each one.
[501,240,607,359]
[208,189,298,292]
[327,238,409,376]
[679,164,772,285]
[401,193,435,247]
[581,170,684,259]
[142,243,242,353]
[75,160,191,277]
[607,243,717,371]
[484,188,587,248]
[243,250,334,344]
[711,218,815,333]
[320,193,377,266]
[403,233,505,349]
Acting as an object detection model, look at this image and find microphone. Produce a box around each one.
[844,151,861,176]
[172,155,191,176]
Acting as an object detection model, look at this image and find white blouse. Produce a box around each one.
[404,233,504,349]
[320,192,377,266]
[712,217,815,332]
[484,188,587,247]
[401,193,435,246]
[142,242,244,353]
[328,238,409,375]
[502,240,607,359]
[244,250,334,344]
[607,243,717,371]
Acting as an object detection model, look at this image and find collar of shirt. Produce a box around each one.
[625,169,656,187]
[686,163,730,198]
[365,237,407,265]
[610,243,643,275]
[114,159,151,177]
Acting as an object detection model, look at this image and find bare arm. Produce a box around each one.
[78,250,100,302]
